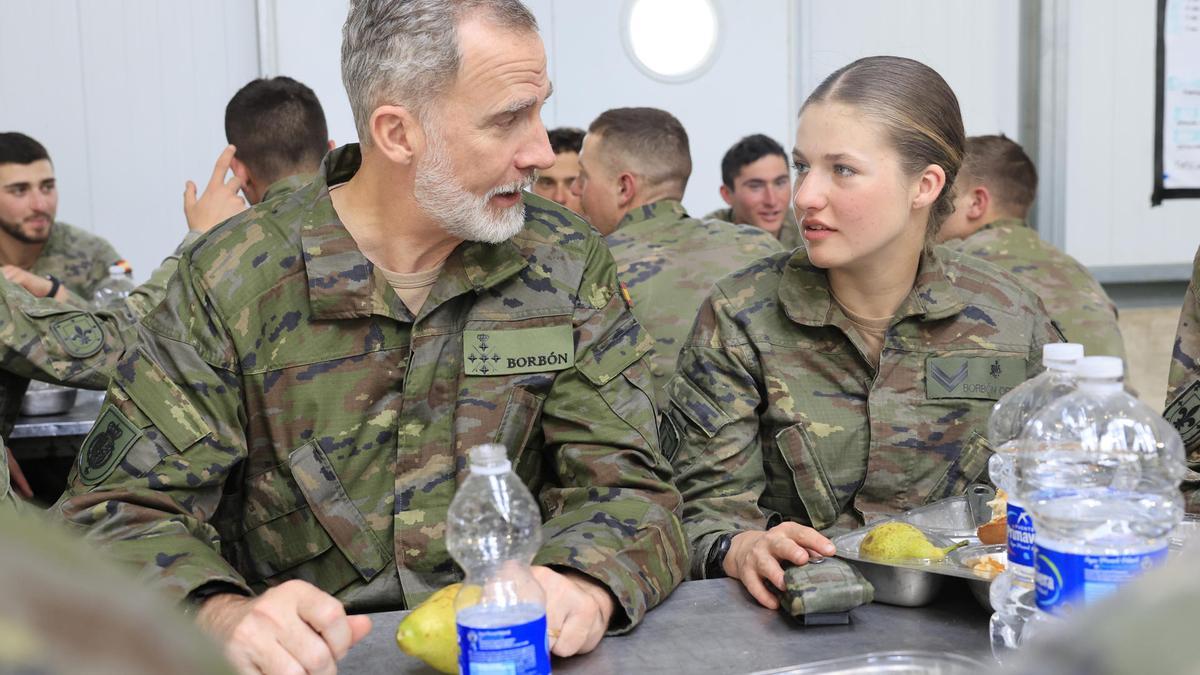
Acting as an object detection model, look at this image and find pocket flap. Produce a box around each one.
[776,424,840,531]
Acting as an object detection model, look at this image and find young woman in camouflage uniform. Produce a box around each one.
[667,56,1060,609]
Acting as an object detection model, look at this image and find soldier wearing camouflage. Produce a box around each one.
[668,245,1059,576]
[946,218,1124,361]
[704,206,802,251]
[54,145,687,632]
[1164,243,1200,509]
[608,200,781,407]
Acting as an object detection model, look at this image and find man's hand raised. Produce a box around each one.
[184,145,248,234]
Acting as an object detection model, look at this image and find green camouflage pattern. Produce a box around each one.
[703,206,802,251]
[1,438,19,514]
[607,200,781,407]
[667,245,1059,578]
[780,558,873,616]
[53,144,687,632]
[947,218,1124,360]
[32,221,123,300]
[1165,244,1200,509]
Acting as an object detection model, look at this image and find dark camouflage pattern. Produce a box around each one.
[668,245,1059,577]
[780,558,873,616]
[607,200,781,407]
[1165,244,1200,509]
[947,218,1124,360]
[703,206,802,251]
[53,144,687,632]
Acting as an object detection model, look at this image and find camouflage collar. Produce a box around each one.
[979,217,1028,232]
[261,174,314,202]
[778,246,964,327]
[614,199,688,233]
[301,144,528,321]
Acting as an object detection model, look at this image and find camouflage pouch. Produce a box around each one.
[778,558,874,624]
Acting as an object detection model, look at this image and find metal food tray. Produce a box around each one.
[749,650,988,675]
[832,490,997,607]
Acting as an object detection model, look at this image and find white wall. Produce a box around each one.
[0,1,260,283]
[1053,0,1200,275]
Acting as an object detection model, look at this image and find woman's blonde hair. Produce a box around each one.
[802,56,965,243]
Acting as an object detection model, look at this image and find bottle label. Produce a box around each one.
[1006,502,1036,568]
[458,612,551,675]
[1034,543,1167,614]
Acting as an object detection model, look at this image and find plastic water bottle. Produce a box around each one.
[986,343,1083,658]
[1021,356,1184,632]
[91,263,135,309]
[446,444,550,675]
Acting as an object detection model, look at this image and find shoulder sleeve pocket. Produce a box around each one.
[118,347,210,452]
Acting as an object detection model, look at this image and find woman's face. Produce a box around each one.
[791,101,930,272]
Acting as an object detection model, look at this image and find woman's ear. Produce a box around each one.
[912,164,947,210]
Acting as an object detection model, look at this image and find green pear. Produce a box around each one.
[396,583,479,674]
[859,522,966,562]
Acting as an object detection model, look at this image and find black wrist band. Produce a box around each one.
[43,274,61,298]
[705,531,736,579]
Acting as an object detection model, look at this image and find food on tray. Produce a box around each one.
[970,554,1006,577]
[860,522,967,562]
[977,488,1008,545]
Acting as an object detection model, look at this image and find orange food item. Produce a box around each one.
[971,555,1005,576]
[977,517,1006,545]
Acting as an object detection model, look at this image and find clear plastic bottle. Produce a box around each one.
[447,443,550,675]
[987,343,1083,659]
[91,263,135,309]
[1021,356,1184,635]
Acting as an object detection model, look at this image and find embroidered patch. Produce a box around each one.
[79,406,141,486]
[51,314,104,358]
[1165,380,1200,451]
[463,325,575,376]
[926,356,1026,400]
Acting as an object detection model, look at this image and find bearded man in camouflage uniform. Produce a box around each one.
[54,2,686,673]
[939,134,1124,361]
[573,107,781,407]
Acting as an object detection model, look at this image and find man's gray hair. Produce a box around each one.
[341,0,538,145]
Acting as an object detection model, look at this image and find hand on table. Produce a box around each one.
[184,145,247,234]
[1,265,67,300]
[196,579,371,675]
[5,445,33,499]
[531,565,615,657]
[725,523,836,609]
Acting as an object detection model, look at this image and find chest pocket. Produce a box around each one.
[236,440,392,592]
[923,430,994,504]
[763,423,842,531]
[495,386,547,491]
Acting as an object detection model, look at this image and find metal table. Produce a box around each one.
[10,390,104,439]
[343,577,992,674]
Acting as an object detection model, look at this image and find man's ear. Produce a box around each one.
[230,157,252,189]
[327,139,336,151]
[968,185,991,220]
[369,105,421,165]
[616,172,638,210]
[719,184,734,207]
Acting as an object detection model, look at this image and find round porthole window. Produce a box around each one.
[622,0,721,83]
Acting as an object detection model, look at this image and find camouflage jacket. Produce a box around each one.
[54,145,686,632]
[703,206,802,251]
[607,200,781,408]
[1165,244,1200,508]
[666,245,1059,577]
[948,218,1124,360]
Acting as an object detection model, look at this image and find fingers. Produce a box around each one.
[207,144,237,191]
[6,448,33,499]
[297,595,354,661]
[738,565,780,610]
[184,181,197,211]
[774,521,837,557]
[275,612,336,675]
[347,615,372,646]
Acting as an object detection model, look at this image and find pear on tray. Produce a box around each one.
[859,522,967,562]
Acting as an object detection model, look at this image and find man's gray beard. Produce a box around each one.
[413,126,530,244]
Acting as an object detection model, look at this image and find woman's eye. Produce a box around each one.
[834,164,856,177]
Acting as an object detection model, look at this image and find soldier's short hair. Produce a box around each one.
[548,127,584,156]
[720,134,786,189]
[588,107,692,196]
[0,133,50,166]
[341,0,538,146]
[225,77,329,186]
[804,56,964,242]
[960,134,1038,217]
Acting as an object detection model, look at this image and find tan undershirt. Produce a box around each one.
[831,292,893,369]
[377,262,443,315]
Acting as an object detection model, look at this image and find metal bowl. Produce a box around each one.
[20,383,77,416]
[950,544,1006,609]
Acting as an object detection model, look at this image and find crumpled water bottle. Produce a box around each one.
[91,262,135,309]
[1021,356,1184,635]
[987,343,1083,658]
[446,443,550,675]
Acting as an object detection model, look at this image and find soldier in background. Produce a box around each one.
[1164,244,1200,508]
[939,134,1124,360]
[669,56,1060,610]
[572,107,780,406]
[705,134,802,249]
[55,2,685,673]
[532,126,584,213]
[1,76,330,504]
